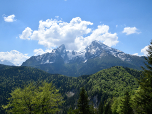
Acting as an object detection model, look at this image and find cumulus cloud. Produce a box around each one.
[0,50,30,66]
[19,27,32,40]
[141,45,149,56]
[74,25,118,51]
[19,17,119,51]
[122,27,140,35]
[33,48,52,56]
[3,14,16,22]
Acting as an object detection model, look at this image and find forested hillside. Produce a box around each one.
[0,65,142,113]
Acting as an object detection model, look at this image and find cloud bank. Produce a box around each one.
[0,50,30,66]
[3,14,16,22]
[33,48,52,56]
[19,17,118,51]
[122,27,140,35]
[141,45,149,56]
[19,27,32,40]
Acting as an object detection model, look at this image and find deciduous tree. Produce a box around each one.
[2,81,64,114]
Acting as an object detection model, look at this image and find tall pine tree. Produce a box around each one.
[77,87,90,114]
[98,100,104,114]
[120,91,133,114]
[134,40,152,114]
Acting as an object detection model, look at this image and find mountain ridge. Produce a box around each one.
[22,40,146,77]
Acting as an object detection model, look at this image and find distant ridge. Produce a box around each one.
[22,40,145,77]
[0,60,14,66]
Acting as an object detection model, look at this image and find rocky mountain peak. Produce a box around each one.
[21,40,145,77]
[22,40,134,66]
[86,40,108,51]
[56,44,66,53]
[91,40,103,46]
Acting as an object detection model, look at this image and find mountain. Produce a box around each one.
[0,65,142,113]
[22,40,146,77]
[0,60,14,66]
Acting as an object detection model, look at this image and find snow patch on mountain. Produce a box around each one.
[33,40,132,64]
[67,50,86,61]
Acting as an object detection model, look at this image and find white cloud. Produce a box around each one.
[19,17,119,51]
[141,45,149,56]
[133,53,139,56]
[0,50,30,66]
[74,25,118,51]
[122,27,140,35]
[3,14,16,22]
[33,48,52,56]
[19,27,33,40]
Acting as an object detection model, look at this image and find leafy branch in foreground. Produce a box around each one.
[2,81,64,114]
[133,40,152,114]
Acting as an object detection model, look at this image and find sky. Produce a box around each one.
[0,0,152,66]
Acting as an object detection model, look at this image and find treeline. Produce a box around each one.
[68,41,152,114]
[0,66,142,113]
[1,41,152,113]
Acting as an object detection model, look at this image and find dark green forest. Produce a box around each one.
[1,40,152,114]
[0,64,142,114]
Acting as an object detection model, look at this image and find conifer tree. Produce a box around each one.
[67,107,75,114]
[120,91,133,114]
[98,99,104,114]
[103,100,112,114]
[134,40,152,114]
[89,102,96,114]
[77,87,90,114]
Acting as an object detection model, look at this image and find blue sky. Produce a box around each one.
[0,0,152,65]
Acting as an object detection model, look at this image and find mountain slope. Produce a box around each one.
[0,65,142,113]
[22,40,145,77]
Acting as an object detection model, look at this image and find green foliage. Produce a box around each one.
[77,87,90,114]
[111,91,134,114]
[133,41,152,114]
[89,102,97,114]
[98,99,104,114]
[67,107,75,114]
[2,81,64,114]
[119,91,133,114]
[84,66,140,98]
[111,97,120,114]
[103,101,112,114]
[0,65,142,113]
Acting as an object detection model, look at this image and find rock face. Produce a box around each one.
[22,40,145,77]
